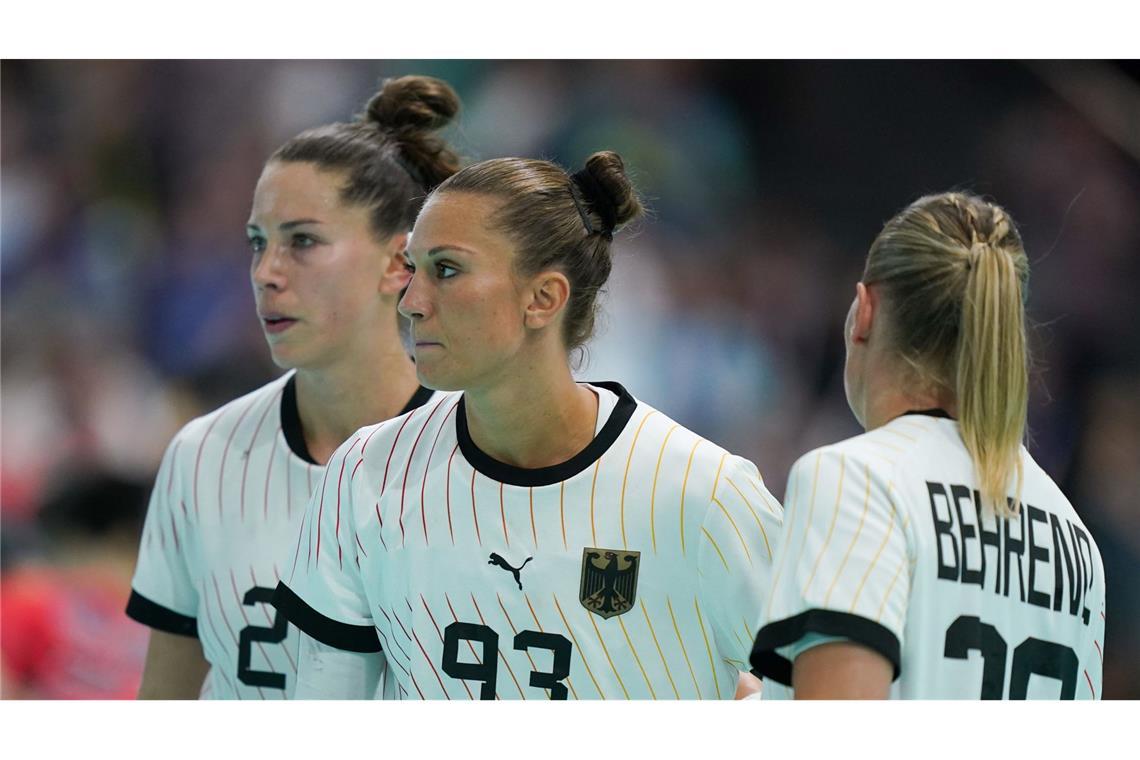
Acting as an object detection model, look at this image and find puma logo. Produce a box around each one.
[488,552,533,590]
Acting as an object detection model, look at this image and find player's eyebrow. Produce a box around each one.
[245,219,324,233]
[427,245,477,257]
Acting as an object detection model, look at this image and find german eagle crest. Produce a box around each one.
[579,548,640,619]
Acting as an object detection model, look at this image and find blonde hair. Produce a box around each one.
[864,192,1030,517]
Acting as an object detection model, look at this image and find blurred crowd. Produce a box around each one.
[2,60,1138,698]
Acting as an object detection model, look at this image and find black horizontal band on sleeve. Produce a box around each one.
[125,589,198,638]
[749,608,901,687]
[272,581,382,654]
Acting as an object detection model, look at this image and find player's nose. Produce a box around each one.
[398,273,430,320]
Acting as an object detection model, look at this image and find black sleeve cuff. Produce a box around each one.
[749,609,901,687]
[126,590,198,638]
[272,581,382,654]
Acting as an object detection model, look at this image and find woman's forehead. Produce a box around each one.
[250,161,346,221]
[410,192,508,253]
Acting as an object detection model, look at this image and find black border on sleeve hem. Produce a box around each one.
[126,590,198,638]
[272,581,382,654]
[749,609,901,687]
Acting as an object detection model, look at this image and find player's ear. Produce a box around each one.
[523,270,571,331]
[378,232,412,295]
[851,281,876,345]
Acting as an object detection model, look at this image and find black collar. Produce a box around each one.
[281,375,435,465]
[456,381,638,487]
[902,408,955,420]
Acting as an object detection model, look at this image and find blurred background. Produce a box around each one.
[2,60,1138,699]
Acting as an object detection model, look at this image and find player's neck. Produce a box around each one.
[861,377,957,431]
[462,360,598,470]
[293,345,420,465]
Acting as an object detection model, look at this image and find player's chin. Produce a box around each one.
[413,357,466,392]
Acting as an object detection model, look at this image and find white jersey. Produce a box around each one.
[751,410,1106,699]
[128,371,436,699]
[274,381,783,699]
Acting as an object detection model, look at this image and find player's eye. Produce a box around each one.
[248,235,267,254]
[403,256,416,274]
[436,262,458,279]
[291,233,317,249]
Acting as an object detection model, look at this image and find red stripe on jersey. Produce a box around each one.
[381,411,418,495]
[263,429,278,522]
[402,600,452,699]
[1094,640,1103,661]
[168,509,180,553]
[471,468,483,545]
[335,438,363,570]
[242,390,279,523]
[374,503,388,551]
[500,482,509,547]
[228,569,273,698]
[313,457,336,563]
[351,458,365,480]
[560,481,567,550]
[166,438,183,500]
[388,608,428,699]
[401,398,447,546]
[289,510,307,582]
[355,534,368,558]
[497,593,550,699]
[419,401,458,544]
[1084,670,1095,697]
[218,395,258,521]
[373,609,411,680]
[283,430,292,518]
[193,411,226,516]
[422,595,473,699]
[446,444,459,545]
[212,571,267,698]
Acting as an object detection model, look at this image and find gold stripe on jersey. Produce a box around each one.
[701,527,729,571]
[744,476,783,518]
[590,459,602,546]
[497,593,551,699]
[711,496,753,567]
[726,477,772,559]
[424,595,475,699]
[616,615,657,698]
[880,426,917,444]
[523,594,579,699]
[667,597,702,698]
[640,599,681,699]
[585,606,631,698]
[876,555,907,623]
[650,423,681,552]
[621,411,659,549]
[770,450,815,603]
[803,453,847,596]
[445,592,496,700]
[679,439,703,555]
[849,481,898,612]
[553,594,606,698]
[710,452,729,500]
[823,462,873,605]
[693,597,721,699]
[529,487,537,548]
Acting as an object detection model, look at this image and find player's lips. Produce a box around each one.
[259,312,298,335]
[414,340,443,351]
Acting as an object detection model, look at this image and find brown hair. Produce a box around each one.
[432,151,644,351]
[271,75,461,239]
[864,191,1030,516]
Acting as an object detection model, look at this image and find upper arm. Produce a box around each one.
[137,629,210,699]
[792,640,893,699]
[272,435,381,654]
[751,448,909,689]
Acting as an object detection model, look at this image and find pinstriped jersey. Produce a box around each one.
[127,371,436,699]
[751,411,1106,699]
[274,381,784,700]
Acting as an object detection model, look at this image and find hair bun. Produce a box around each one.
[581,151,644,230]
[364,75,460,133]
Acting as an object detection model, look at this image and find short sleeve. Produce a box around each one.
[697,455,784,672]
[272,435,381,653]
[127,435,200,637]
[750,448,909,686]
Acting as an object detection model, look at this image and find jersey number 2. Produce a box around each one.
[943,615,1079,699]
[238,585,288,690]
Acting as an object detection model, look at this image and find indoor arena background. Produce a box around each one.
[2,60,1138,698]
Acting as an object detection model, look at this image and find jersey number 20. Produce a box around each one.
[943,615,1079,699]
